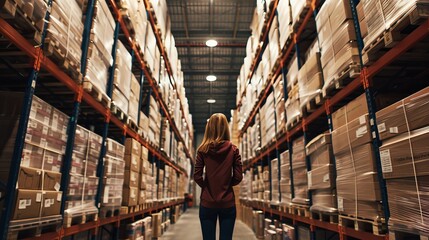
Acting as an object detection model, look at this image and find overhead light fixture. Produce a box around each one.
[207,98,216,104]
[206,39,218,47]
[206,75,217,82]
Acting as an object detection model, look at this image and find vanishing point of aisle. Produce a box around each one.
[160,208,258,240]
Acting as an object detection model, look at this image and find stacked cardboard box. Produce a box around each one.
[45,0,82,77]
[101,138,125,217]
[149,96,161,147]
[0,93,65,222]
[160,118,171,156]
[149,0,168,39]
[145,23,161,83]
[84,0,115,95]
[64,125,102,220]
[117,0,147,53]
[240,172,252,200]
[332,94,383,220]
[316,0,360,93]
[260,93,276,148]
[306,133,337,213]
[285,84,301,128]
[377,87,429,234]
[122,138,141,207]
[123,216,152,240]
[271,158,279,203]
[362,0,424,51]
[128,75,140,124]
[291,136,309,205]
[290,0,309,28]
[273,75,286,133]
[139,146,150,205]
[152,212,162,238]
[263,167,270,202]
[298,41,323,110]
[113,40,132,115]
[277,0,292,50]
[280,150,292,205]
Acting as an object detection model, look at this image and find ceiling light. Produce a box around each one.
[206,75,217,82]
[207,99,216,104]
[206,39,218,47]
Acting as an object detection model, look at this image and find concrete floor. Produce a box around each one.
[160,207,257,240]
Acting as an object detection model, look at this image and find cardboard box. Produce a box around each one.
[124,153,141,173]
[332,114,372,155]
[338,198,383,221]
[124,170,139,188]
[308,164,334,190]
[336,144,381,202]
[376,86,429,141]
[13,189,42,220]
[332,94,368,129]
[41,191,62,217]
[311,189,337,213]
[123,187,138,206]
[43,170,61,191]
[379,126,429,179]
[125,138,141,156]
[17,166,42,190]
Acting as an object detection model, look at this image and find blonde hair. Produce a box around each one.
[197,113,231,153]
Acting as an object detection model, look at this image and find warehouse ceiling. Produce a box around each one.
[167,0,256,134]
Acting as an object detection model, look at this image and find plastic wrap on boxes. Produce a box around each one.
[311,189,337,213]
[292,136,309,205]
[336,144,383,220]
[46,0,83,66]
[91,0,115,63]
[386,176,429,235]
[114,40,132,99]
[379,126,429,179]
[376,87,429,141]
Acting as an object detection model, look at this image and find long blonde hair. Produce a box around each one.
[197,113,231,153]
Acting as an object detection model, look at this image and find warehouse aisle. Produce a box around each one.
[160,208,257,240]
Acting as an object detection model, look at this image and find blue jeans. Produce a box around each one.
[199,205,236,240]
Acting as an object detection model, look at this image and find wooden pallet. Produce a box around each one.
[291,0,313,31]
[44,37,83,83]
[362,5,429,66]
[310,210,339,224]
[8,215,62,240]
[291,204,310,218]
[82,80,111,108]
[339,214,387,236]
[300,92,324,116]
[0,0,44,44]
[119,8,135,37]
[120,205,140,215]
[286,115,301,130]
[127,117,139,133]
[322,64,360,98]
[63,211,98,228]
[99,207,120,219]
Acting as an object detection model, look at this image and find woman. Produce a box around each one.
[194,113,243,240]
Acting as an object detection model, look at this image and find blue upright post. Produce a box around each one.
[60,0,96,215]
[0,0,53,237]
[349,0,390,222]
[137,70,146,126]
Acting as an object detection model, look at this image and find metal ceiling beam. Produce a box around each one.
[181,69,240,74]
[233,3,241,39]
[174,37,248,42]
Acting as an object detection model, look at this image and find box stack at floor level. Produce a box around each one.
[45,0,82,79]
[291,136,309,206]
[273,75,286,133]
[152,212,162,238]
[101,138,125,218]
[122,138,141,208]
[83,0,115,97]
[122,216,152,240]
[331,94,382,221]
[0,93,64,227]
[306,133,337,214]
[377,87,429,235]
[64,125,102,225]
[149,96,161,147]
[112,40,131,117]
[316,0,360,95]
[280,150,292,207]
[139,146,150,205]
[298,40,324,112]
[260,92,276,148]
[271,158,280,203]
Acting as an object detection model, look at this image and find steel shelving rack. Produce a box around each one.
[237,0,429,239]
[0,0,193,238]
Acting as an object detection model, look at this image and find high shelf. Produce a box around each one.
[0,0,193,238]
[235,0,429,239]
